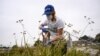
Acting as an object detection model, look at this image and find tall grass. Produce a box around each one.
[0,40,90,56]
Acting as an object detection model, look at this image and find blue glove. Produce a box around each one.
[42,28,49,33]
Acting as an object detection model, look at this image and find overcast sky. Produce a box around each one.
[0,0,100,47]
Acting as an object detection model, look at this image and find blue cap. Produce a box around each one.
[43,5,55,15]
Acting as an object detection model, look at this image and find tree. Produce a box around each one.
[79,35,94,42]
[95,33,100,42]
[79,35,89,40]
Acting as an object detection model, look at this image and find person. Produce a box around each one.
[39,4,65,45]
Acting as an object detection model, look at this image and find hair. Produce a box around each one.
[51,11,56,21]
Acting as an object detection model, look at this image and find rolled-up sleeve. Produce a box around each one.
[57,20,64,29]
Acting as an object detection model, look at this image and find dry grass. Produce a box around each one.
[0,40,90,56]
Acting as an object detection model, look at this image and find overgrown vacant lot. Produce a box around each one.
[0,40,99,56]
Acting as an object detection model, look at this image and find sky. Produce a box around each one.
[0,0,100,47]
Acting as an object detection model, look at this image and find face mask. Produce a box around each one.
[47,15,53,20]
